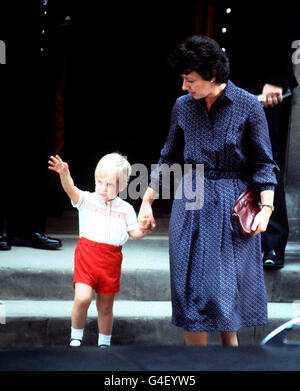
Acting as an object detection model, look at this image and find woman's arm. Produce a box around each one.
[137,99,184,230]
[244,97,278,235]
[246,98,279,189]
[48,155,80,205]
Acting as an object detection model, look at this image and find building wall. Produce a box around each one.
[286,61,300,240]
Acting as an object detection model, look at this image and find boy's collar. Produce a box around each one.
[97,195,122,206]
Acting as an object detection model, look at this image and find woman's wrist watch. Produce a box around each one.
[261,204,275,212]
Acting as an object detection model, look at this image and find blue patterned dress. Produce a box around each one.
[150,81,278,332]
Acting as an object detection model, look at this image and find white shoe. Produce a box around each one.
[69,338,81,347]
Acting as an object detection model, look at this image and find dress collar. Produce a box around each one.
[219,80,235,102]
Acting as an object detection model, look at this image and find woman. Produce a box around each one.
[138,36,278,346]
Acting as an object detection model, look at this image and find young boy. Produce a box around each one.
[48,153,151,347]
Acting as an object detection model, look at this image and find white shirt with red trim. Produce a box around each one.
[71,191,139,246]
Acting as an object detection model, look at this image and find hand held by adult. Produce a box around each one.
[137,205,156,232]
[138,187,158,232]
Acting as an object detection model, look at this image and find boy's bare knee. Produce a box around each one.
[96,294,115,315]
[100,306,113,316]
[98,304,113,316]
[75,295,92,308]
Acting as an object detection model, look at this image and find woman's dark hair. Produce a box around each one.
[168,35,230,84]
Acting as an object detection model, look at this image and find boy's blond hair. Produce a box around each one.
[94,152,131,191]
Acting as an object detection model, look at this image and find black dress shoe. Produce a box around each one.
[9,233,62,250]
[0,234,11,250]
[263,250,284,270]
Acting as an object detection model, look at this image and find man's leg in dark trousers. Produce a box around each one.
[262,98,291,269]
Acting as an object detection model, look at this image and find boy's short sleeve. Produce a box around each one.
[126,204,139,232]
[71,190,85,209]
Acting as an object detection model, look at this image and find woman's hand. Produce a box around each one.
[48,155,69,176]
[137,187,158,232]
[138,217,152,230]
[129,217,152,240]
[138,202,156,232]
[251,207,272,235]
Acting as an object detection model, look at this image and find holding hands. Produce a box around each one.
[138,217,152,231]
[137,187,158,233]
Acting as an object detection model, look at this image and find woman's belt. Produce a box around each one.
[204,169,241,180]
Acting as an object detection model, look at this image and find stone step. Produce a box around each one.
[0,236,170,301]
[0,300,299,348]
[1,236,300,302]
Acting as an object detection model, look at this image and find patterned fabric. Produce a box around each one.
[151,81,279,331]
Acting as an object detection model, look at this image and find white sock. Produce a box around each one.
[98,333,111,346]
[70,327,84,346]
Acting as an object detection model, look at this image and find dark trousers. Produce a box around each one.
[0,46,54,237]
[0,109,51,237]
[261,98,291,256]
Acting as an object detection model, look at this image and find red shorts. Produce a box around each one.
[73,237,123,295]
